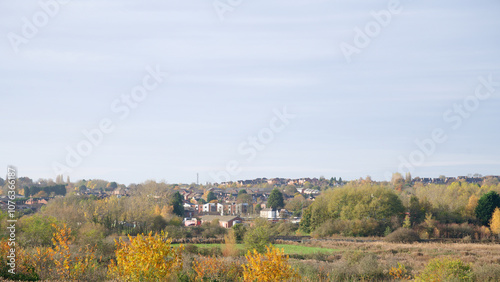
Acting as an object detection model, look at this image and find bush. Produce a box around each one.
[415,257,473,281]
[385,228,420,243]
[184,244,198,254]
[242,245,300,281]
[107,231,184,281]
[192,256,243,281]
[329,252,386,281]
[438,223,475,239]
[244,226,271,253]
[18,214,58,247]
[201,222,227,238]
[165,225,190,239]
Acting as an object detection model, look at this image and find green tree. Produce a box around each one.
[238,189,247,196]
[299,208,312,233]
[268,189,284,210]
[237,193,253,205]
[206,191,217,202]
[475,191,500,226]
[18,214,58,247]
[244,226,270,253]
[409,196,425,224]
[303,183,405,232]
[255,204,262,214]
[151,215,168,232]
[283,186,297,196]
[171,192,185,217]
[232,223,247,243]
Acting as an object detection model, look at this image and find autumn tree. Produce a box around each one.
[392,173,404,191]
[33,224,99,280]
[490,207,500,237]
[268,189,284,210]
[242,245,300,282]
[108,231,184,281]
[475,191,500,226]
[465,195,479,219]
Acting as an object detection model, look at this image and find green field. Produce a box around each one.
[178,243,339,255]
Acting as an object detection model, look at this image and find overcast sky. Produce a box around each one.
[1,0,499,185]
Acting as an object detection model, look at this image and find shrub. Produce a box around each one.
[242,245,300,282]
[385,228,420,243]
[389,262,412,280]
[33,224,100,281]
[222,229,239,257]
[415,257,473,281]
[165,225,190,239]
[184,244,198,254]
[107,231,184,281]
[192,256,243,281]
[356,254,384,280]
[244,226,270,253]
[438,223,474,239]
[330,253,385,281]
[18,214,58,247]
[0,241,39,281]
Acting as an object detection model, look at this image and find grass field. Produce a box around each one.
[176,243,339,255]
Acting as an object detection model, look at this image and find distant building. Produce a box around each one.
[260,208,278,219]
[199,215,242,228]
[184,218,199,227]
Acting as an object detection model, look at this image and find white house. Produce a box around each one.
[260,208,278,219]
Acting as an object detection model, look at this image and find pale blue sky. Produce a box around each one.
[1,0,499,185]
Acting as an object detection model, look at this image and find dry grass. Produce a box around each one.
[305,239,500,273]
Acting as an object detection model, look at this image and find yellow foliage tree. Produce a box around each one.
[34,224,98,280]
[154,204,161,215]
[242,245,300,282]
[161,205,172,218]
[490,207,500,237]
[108,231,184,281]
[465,195,479,218]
